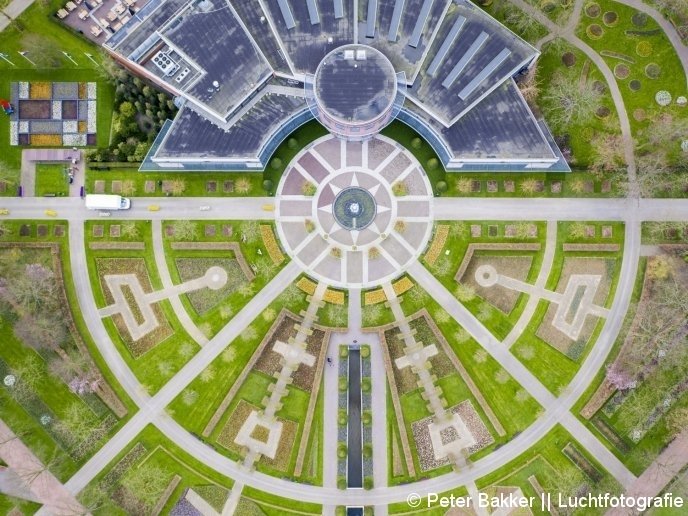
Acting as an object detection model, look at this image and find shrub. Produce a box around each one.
[435,180,447,193]
[270,157,282,170]
[362,410,372,426]
[655,90,672,106]
[361,377,371,393]
[287,137,299,149]
[363,477,373,490]
[562,52,576,67]
[262,179,273,192]
[338,411,347,426]
[391,181,407,196]
[338,377,347,391]
[363,444,373,459]
[339,346,349,358]
[426,158,439,170]
[360,345,370,358]
[337,443,347,459]
[337,477,347,489]
[411,137,422,149]
[595,106,611,118]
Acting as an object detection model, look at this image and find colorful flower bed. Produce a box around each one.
[10,81,97,147]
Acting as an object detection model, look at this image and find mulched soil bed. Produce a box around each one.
[411,401,494,472]
[592,81,606,94]
[629,80,641,91]
[562,52,577,67]
[18,100,51,119]
[536,257,615,359]
[461,254,533,313]
[602,11,618,27]
[596,106,611,118]
[62,100,78,119]
[645,63,661,79]
[631,12,648,27]
[252,313,327,392]
[613,63,630,79]
[585,2,600,17]
[587,24,604,39]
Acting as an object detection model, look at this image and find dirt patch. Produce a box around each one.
[18,100,51,119]
[562,52,577,67]
[585,2,600,17]
[596,106,611,118]
[602,11,618,27]
[614,63,630,79]
[629,80,642,92]
[587,24,604,39]
[460,254,534,313]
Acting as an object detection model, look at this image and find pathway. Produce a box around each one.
[0,0,34,31]
[503,220,557,347]
[408,261,637,489]
[606,428,688,516]
[510,0,638,190]
[151,219,209,346]
[613,0,688,88]
[0,419,86,515]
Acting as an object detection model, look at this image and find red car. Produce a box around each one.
[0,99,14,115]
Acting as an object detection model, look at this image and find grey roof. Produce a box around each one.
[162,2,272,119]
[261,0,355,74]
[407,0,537,125]
[314,45,397,123]
[412,79,555,160]
[154,91,306,159]
[357,0,451,78]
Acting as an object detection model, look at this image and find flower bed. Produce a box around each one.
[635,41,652,57]
[30,82,52,99]
[323,288,345,305]
[613,63,630,79]
[562,52,577,67]
[599,50,635,63]
[602,11,618,27]
[645,63,661,79]
[586,23,604,39]
[260,225,285,265]
[424,225,450,266]
[393,276,414,296]
[296,276,317,295]
[585,2,600,17]
[629,80,641,91]
[364,288,386,305]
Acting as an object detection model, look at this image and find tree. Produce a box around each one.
[169,179,186,196]
[590,133,625,173]
[120,463,169,509]
[235,177,251,194]
[120,221,140,239]
[517,64,539,106]
[14,314,68,357]
[542,73,602,129]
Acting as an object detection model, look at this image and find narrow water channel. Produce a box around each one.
[347,348,363,488]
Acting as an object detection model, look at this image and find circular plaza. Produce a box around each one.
[275,134,433,288]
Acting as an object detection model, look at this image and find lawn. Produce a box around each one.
[83,220,199,393]
[512,221,625,394]
[35,163,70,196]
[423,220,547,341]
[575,0,687,136]
[0,0,115,192]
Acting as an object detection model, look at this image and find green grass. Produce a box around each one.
[575,0,687,137]
[85,167,267,197]
[0,0,115,192]
[35,163,70,196]
[424,220,547,341]
[83,220,199,393]
[536,38,620,169]
[162,219,288,338]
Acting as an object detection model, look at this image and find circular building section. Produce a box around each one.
[313,44,398,140]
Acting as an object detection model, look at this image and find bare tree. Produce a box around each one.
[591,133,625,173]
[542,73,602,129]
[171,220,197,241]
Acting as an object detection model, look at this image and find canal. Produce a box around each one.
[347,348,363,488]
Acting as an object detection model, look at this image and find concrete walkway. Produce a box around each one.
[151,219,209,346]
[511,0,638,191]
[0,0,34,31]
[504,220,557,347]
[613,0,688,88]
[606,428,688,516]
[0,419,86,515]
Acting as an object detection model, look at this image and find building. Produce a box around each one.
[101,0,569,172]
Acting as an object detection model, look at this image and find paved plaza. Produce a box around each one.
[276,135,433,288]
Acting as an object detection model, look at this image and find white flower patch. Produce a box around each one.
[63,120,78,133]
[87,82,97,100]
[52,100,62,120]
[19,121,29,132]
[18,82,29,99]
[9,121,18,146]
[63,133,87,146]
[655,90,671,106]
[3,374,16,387]
[681,140,688,152]
[677,96,687,106]
[87,101,97,132]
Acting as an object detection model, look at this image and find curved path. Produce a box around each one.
[613,0,688,88]
[0,194,651,506]
[511,0,638,189]
[151,219,209,346]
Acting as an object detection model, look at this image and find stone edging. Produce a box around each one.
[454,243,542,282]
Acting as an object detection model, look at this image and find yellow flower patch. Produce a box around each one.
[424,225,450,265]
[29,82,52,99]
[30,134,62,146]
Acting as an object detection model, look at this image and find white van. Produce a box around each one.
[84,194,131,210]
